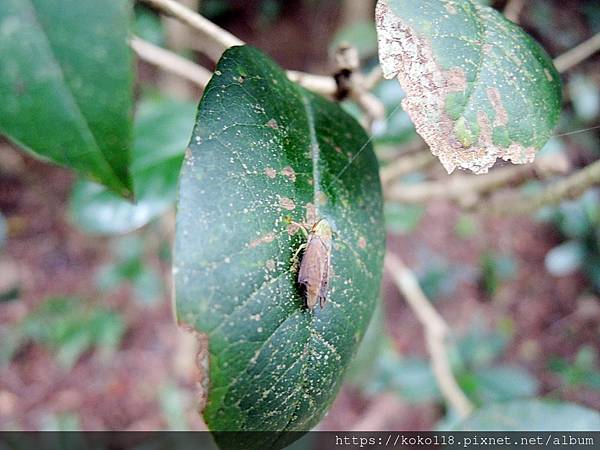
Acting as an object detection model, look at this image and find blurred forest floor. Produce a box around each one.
[1,0,599,431]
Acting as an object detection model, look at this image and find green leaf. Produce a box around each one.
[19,297,125,369]
[174,46,384,447]
[70,97,197,235]
[453,399,600,431]
[474,365,539,403]
[376,0,562,174]
[0,0,134,196]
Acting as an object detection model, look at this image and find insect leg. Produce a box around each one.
[290,242,307,273]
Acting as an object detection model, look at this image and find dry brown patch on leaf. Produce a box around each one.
[376,0,534,174]
[266,118,279,129]
[287,222,301,236]
[487,88,508,127]
[358,237,367,249]
[249,232,276,248]
[281,166,296,182]
[278,196,296,211]
[177,323,209,414]
[264,167,277,178]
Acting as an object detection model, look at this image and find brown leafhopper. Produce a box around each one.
[292,219,333,310]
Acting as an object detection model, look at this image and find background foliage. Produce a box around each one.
[0,0,599,441]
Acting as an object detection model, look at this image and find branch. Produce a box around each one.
[554,32,600,73]
[130,36,212,89]
[286,71,338,97]
[385,253,474,418]
[483,159,600,215]
[384,153,569,208]
[140,0,242,61]
[140,0,341,97]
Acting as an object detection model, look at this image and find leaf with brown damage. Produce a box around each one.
[174,46,384,450]
[376,0,562,174]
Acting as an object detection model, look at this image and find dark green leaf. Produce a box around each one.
[70,97,196,235]
[376,0,562,174]
[175,46,384,446]
[0,0,134,196]
[453,399,600,431]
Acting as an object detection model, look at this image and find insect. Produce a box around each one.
[291,219,333,310]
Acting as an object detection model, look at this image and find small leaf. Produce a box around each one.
[175,46,384,447]
[474,365,539,402]
[453,399,600,431]
[70,97,196,235]
[376,0,562,174]
[0,0,134,196]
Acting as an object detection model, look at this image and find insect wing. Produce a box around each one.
[298,236,329,309]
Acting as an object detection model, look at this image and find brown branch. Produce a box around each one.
[286,71,338,97]
[340,0,375,27]
[385,253,474,418]
[554,32,600,73]
[384,153,570,208]
[130,36,212,89]
[139,0,341,97]
[483,159,600,215]
[140,0,242,61]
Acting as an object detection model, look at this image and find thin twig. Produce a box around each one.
[140,0,341,96]
[385,253,474,418]
[385,153,570,208]
[483,159,600,215]
[503,0,526,24]
[130,36,212,89]
[554,32,600,73]
[140,0,242,61]
[286,71,338,97]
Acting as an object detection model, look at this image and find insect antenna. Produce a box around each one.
[325,102,404,190]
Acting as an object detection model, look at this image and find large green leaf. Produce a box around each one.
[453,399,600,430]
[70,96,196,235]
[0,0,134,196]
[174,46,384,448]
[376,0,562,174]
